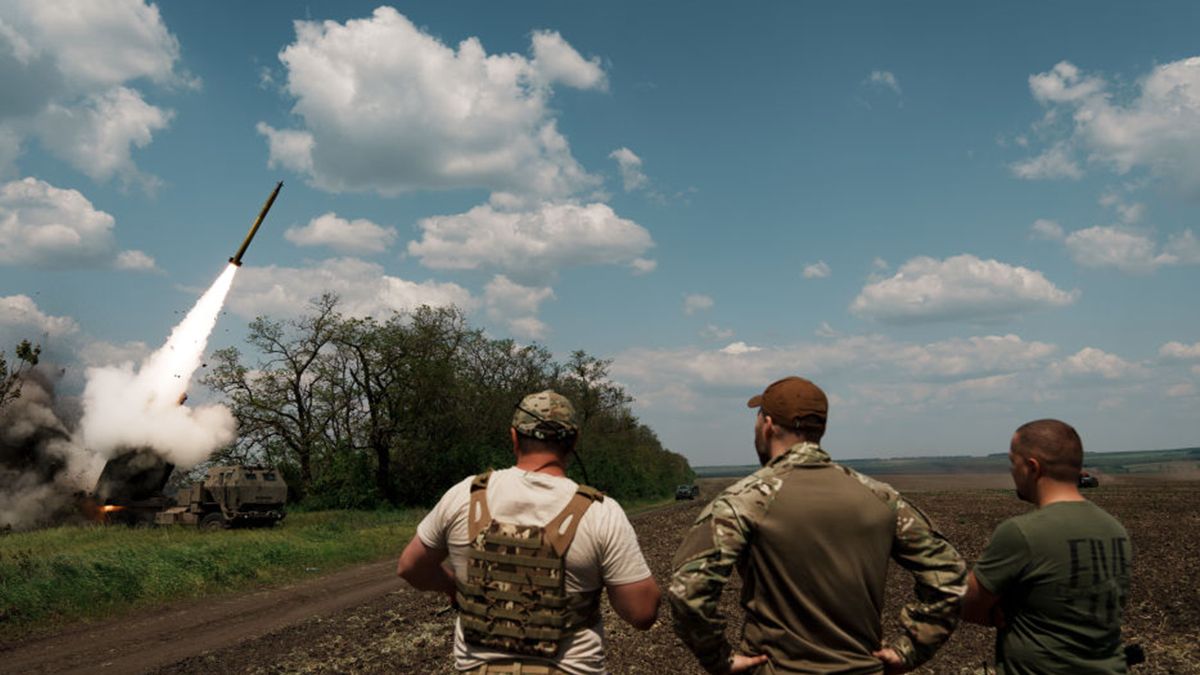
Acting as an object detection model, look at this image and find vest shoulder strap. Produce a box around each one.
[467,470,493,540]
[575,484,604,503]
[543,484,603,557]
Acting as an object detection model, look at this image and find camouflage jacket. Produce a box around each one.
[667,443,967,674]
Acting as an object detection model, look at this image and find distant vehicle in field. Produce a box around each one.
[676,484,700,500]
[1078,471,1099,488]
[155,465,287,529]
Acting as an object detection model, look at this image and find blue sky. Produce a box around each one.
[2,1,1199,466]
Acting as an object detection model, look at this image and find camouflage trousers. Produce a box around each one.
[462,660,567,675]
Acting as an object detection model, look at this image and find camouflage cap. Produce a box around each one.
[512,390,579,438]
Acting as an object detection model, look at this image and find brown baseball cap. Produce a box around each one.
[747,376,828,428]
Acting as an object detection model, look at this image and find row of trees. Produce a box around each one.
[202,296,693,508]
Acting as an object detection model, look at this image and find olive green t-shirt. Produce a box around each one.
[974,501,1131,675]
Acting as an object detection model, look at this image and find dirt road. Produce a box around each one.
[2,478,1196,674]
[0,557,406,674]
[0,500,701,675]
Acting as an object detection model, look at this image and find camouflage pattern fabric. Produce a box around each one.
[667,442,967,674]
[458,472,602,659]
[512,390,579,436]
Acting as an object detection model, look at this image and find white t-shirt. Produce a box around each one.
[416,467,652,675]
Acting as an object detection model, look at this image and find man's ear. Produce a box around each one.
[510,427,519,456]
[1026,454,1042,479]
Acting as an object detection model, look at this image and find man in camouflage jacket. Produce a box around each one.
[668,377,967,674]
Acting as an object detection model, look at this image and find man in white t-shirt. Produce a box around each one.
[397,389,660,675]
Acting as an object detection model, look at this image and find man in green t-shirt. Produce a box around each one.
[962,419,1131,674]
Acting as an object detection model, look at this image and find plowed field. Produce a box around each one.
[3,476,1196,674]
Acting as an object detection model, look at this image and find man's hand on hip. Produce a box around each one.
[872,647,912,674]
[728,653,769,673]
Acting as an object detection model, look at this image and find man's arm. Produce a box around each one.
[606,576,661,630]
[961,571,1003,626]
[963,518,1028,629]
[396,536,456,604]
[885,496,968,671]
[667,480,771,675]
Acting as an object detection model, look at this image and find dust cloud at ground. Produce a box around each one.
[0,369,99,530]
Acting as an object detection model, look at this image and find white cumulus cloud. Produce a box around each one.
[1011,143,1082,180]
[529,30,607,90]
[1160,341,1200,361]
[1054,225,1200,274]
[1028,61,1105,104]
[1051,347,1143,380]
[719,342,761,356]
[1017,57,1200,193]
[227,257,476,320]
[114,249,157,271]
[260,8,604,197]
[850,254,1078,323]
[408,201,653,278]
[0,0,187,187]
[683,294,714,315]
[867,70,902,96]
[1030,218,1065,240]
[483,274,554,340]
[0,294,79,336]
[609,147,648,192]
[803,261,831,279]
[0,177,116,266]
[629,257,657,275]
[284,212,397,254]
[612,332,1061,414]
[36,86,172,189]
[1064,226,1168,273]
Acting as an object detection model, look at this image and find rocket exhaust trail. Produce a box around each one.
[77,262,239,470]
[78,181,285,467]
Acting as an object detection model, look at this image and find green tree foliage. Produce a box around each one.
[202,299,693,508]
[0,339,41,413]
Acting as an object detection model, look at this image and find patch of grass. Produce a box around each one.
[0,510,422,639]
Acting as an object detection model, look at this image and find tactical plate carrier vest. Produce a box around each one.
[456,470,604,658]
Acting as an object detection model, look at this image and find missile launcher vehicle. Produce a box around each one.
[156,465,287,529]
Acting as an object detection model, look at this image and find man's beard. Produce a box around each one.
[754,426,770,466]
[1014,480,1034,504]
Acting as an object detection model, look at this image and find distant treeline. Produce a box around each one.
[201,295,693,508]
[696,447,1200,478]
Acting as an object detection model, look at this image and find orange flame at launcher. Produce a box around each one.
[81,501,126,523]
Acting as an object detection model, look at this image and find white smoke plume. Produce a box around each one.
[78,264,239,473]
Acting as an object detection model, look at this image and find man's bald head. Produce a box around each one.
[1012,419,1083,482]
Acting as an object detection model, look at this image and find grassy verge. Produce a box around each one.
[0,510,422,640]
